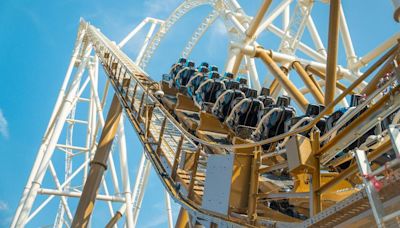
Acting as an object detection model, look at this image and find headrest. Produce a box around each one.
[306,104,320,116]
[350,94,365,107]
[178,57,187,64]
[240,86,249,94]
[259,87,270,96]
[224,72,234,79]
[260,96,275,107]
[209,71,220,79]
[210,65,218,72]
[246,89,258,98]
[225,81,240,90]
[186,60,195,68]
[318,104,325,112]
[200,62,209,68]
[199,66,209,74]
[238,78,248,85]
[276,95,291,107]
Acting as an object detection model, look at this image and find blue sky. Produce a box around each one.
[0,0,398,227]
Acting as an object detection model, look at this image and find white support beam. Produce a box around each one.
[38,189,126,202]
[339,5,357,67]
[10,26,87,228]
[14,44,93,228]
[118,115,134,228]
[132,154,152,226]
[255,0,293,37]
[306,16,327,56]
[136,22,158,64]
[165,191,174,228]
[351,32,400,70]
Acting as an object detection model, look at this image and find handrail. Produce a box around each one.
[85,19,399,153]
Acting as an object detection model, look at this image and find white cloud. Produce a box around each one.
[0,109,9,139]
[0,200,8,211]
[210,19,227,37]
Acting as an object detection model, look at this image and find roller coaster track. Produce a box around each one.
[83,19,400,227]
[11,0,400,225]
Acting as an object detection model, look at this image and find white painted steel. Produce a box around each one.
[13,1,399,227]
[165,191,174,228]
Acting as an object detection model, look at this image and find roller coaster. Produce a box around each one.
[11,0,400,227]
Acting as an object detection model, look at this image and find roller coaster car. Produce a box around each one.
[160,80,179,111]
[194,77,226,112]
[284,104,326,137]
[174,93,201,131]
[186,66,208,97]
[324,94,377,169]
[175,60,197,89]
[226,98,264,139]
[166,58,187,87]
[195,112,233,154]
[211,82,245,122]
[160,61,187,111]
[252,96,295,150]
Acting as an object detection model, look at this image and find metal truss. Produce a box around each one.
[11,0,400,227]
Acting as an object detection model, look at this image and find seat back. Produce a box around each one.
[226,98,264,129]
[167,63,184,85]
[252,107,295,148]
[186,73,207,97]
[212,90,245,121]
[259,87,270,96]
[223,80,239,90]
[245,88,258,98]
[176,67,197,88]
[258,96,275,107]
[195,79,226,110]
[203,80,225,103]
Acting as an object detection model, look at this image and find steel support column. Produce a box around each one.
[71,94,123,228]
[325,0,341,113]
[256,49,309,111]
[231,0,272,76]
[292,61,324,104]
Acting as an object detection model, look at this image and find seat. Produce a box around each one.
[245,88,258,98]
[226,98,264,138]
[222,72,234,89]
[259,87,270,97]
[257,88,275,107]
[164,58,186,86]
[175,61,197,89]
[258,96,275,107]
[238,78,249,95]
[209,65,218,72]
[257,87,274,107]
[194,77,226,112]
[222,72,234,80]
[212,83,245,122]
[252,107,295,150]
[284,104,325,137]
[252,96,296,150]
[199,62,209,69]
[186,66,209,98]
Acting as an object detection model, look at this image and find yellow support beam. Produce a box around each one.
[256,50,309,111]
[71,95,123,228]
[325,0,341,113]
